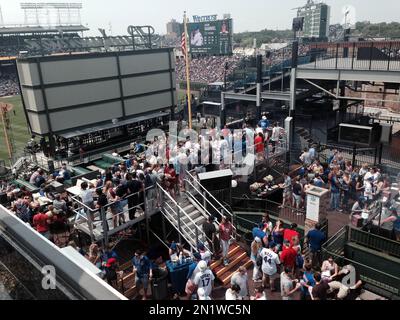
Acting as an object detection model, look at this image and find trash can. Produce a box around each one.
[151,269,169,300]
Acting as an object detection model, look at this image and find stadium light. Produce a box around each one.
[21,3,82,10]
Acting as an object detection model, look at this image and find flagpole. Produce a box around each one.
[183,11,192,129]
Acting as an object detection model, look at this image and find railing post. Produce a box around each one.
[335,43,339,69]
[177,205,182,244]
[351,42,356,70]
[378,143,383,165]
[369,42,373,70]
[144,188,150,243]
[387,42,392,71]
[195,227,199,248]
[101,207,109,248]
[352,145,357,167]
[203,192,207,214]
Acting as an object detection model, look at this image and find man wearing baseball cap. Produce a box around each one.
[104,258,119,289]
[193,260,215,300]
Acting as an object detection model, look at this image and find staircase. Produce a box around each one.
[159,187,207,249]
[209,243,252,286]
[183,171,253,284]
[161,193,210,250]
[296,127,316,146]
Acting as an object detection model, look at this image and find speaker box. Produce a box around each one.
[380,123,393,144]
[198,169,233,192]
[292,17,304,32]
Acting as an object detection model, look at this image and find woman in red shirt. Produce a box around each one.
[255,133,264,160]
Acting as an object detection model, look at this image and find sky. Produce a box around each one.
[0,0,399,36]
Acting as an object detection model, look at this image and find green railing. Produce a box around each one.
[323,225,400,299]
[348,228,400,259]
[322,249,400,298]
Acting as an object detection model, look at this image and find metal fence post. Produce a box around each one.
[101,207,109,248]
[378,144,383,165]
[369,42,373,70]
[177,205,182,244]
[335,43,339,69]
[352,145,357,167]
[144,189,150,243]
[387,42,392,71]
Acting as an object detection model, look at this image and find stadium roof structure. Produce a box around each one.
[0,25,89,35]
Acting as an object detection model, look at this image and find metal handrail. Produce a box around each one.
[322,247,400,297]
[71,185,153,213]
[72,185,155,240]
[186,170,234,222]
[184,177,237,235]
[156,183,213,252]
[162,201,205,252]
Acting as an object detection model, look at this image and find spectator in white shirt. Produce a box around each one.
[225,284,241,300]
[270,122,281,153]
[80,181,95,229]
[230,266,249,299]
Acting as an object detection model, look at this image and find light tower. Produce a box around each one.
[0,103,16,166]
[0,5,4,26]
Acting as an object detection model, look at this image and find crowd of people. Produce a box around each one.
[0,69,20,97]
[175,55,242,84]
[264,44,310,67]
[2,109,397,300]
[160,211,365,301]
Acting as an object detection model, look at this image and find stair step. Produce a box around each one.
[124,285,138,300]
[221,259,253,286]
[214,251,248,277]
[181,211,203,223]
[182,204,196,213]
[210,244,241,270]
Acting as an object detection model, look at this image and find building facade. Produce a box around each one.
[297,0,330,39]
[166,19,181,37]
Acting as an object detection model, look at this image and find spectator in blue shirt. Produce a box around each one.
[252,226,268,247]
[258,116,270,130]
[102,244,119,263]
[132,249,154,300]
[185,252,202,298]
[300,260,316,300]
[306,223,326,269]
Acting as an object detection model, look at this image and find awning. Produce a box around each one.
[58,111,170,139]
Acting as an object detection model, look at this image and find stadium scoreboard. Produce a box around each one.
[188,16,233,55]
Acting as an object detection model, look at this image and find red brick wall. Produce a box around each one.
[345,84,400,113]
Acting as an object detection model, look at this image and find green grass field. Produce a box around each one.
[0,96,30,163]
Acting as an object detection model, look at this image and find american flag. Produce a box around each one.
[181,31,187,57]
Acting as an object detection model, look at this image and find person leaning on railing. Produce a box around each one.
[379,209,400,242]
